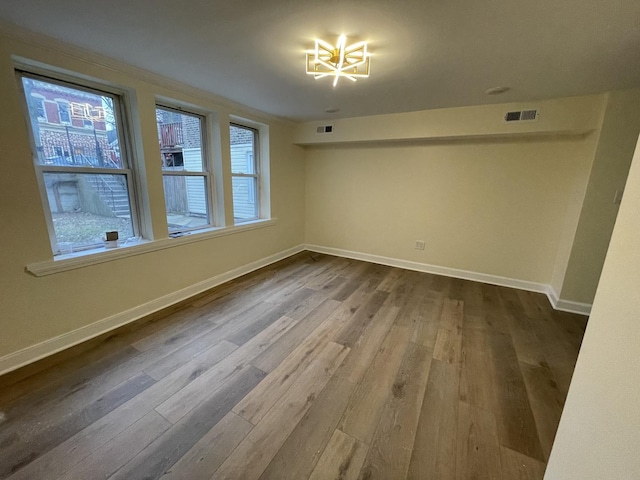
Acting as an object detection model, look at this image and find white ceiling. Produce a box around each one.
[1,0,639,121]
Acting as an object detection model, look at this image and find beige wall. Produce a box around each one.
[303,97,606,289]
[0,31,305,366]
[545,135,640,480]
[559,89,640,303]
[305,137,596,285]
[294,96,604,145]
[1,24,634,377]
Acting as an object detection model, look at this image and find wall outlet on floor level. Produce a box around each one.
[415,240,425,250]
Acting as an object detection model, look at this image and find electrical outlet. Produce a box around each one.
[415,240,425,250]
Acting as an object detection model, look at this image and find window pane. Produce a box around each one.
[232,176,258,221]
[21,76,123,168]
[230,125,256,174]
[43,172,134,253]
[57,102,71,124]
[33,96,46,120]
[163,175,209,232]
[156,107,204,172]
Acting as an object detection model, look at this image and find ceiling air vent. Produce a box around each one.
[316,125,334,134]
[504,109,539,122]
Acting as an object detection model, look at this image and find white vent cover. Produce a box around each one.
[316,125,334,134]
[504,109,539,122]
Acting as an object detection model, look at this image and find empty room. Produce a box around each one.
[0,1,639,479]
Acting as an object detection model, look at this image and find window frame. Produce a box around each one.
[230,122,260,223]
[156,103,216,235]
[17,70,141,256]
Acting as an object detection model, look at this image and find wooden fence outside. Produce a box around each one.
[163,175,187,213]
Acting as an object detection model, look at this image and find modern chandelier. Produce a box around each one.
[306,34,371,87]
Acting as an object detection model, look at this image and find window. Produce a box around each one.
[30,93,47,121]
[57,101,71,124]
[230,123,259,222]
[156,105,212,234]
[19,73,139,255]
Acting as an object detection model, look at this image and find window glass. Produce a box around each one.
[231,176,258,220]
[42,172,134,251]
[230,125,256,175]
[156,106,211,233]
[57,101,71,124]
[20,73,137,255]
[31,94,46,121]
[230,124,258,222]
[163,175,210,232]
[156,107,204,172]
[21,76,123,169]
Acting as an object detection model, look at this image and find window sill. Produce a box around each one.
[26,218,277,277]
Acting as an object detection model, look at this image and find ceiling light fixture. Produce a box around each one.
[306,34,371,87]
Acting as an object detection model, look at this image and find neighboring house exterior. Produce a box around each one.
[157,109,207,218]
[22,77,128,220]
[28,80,257,225]
[23,77,116,167]
[230,126,256,220]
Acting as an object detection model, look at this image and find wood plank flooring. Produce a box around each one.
[0,252,587,479]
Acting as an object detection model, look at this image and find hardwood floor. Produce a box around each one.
[0,252,587,479]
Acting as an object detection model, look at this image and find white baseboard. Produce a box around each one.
[306,244,591,316]
[546,286,592,316]
[1,243,591,376]
[0,244,305,376]
[306,244,548,293]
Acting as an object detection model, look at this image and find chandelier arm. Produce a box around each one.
[306,34,370,85]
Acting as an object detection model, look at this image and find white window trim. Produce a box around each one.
[17,70,141,255]
[229,116,270,221]
[26,218,278,276]
[156,104,217,234]
[230,122,261,223]
[15,62,275,273]
[246,151,256,204]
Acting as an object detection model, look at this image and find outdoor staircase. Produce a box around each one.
[87,175,130,218]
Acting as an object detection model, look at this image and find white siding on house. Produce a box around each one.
[230,143,256,219]
[230,144,253,172]
[183,147,207,215]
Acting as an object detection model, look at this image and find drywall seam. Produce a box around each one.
[307,244,591,316]
[0,244,305,376]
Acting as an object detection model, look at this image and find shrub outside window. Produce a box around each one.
[19,72,139,255]
[156,105,212,234]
